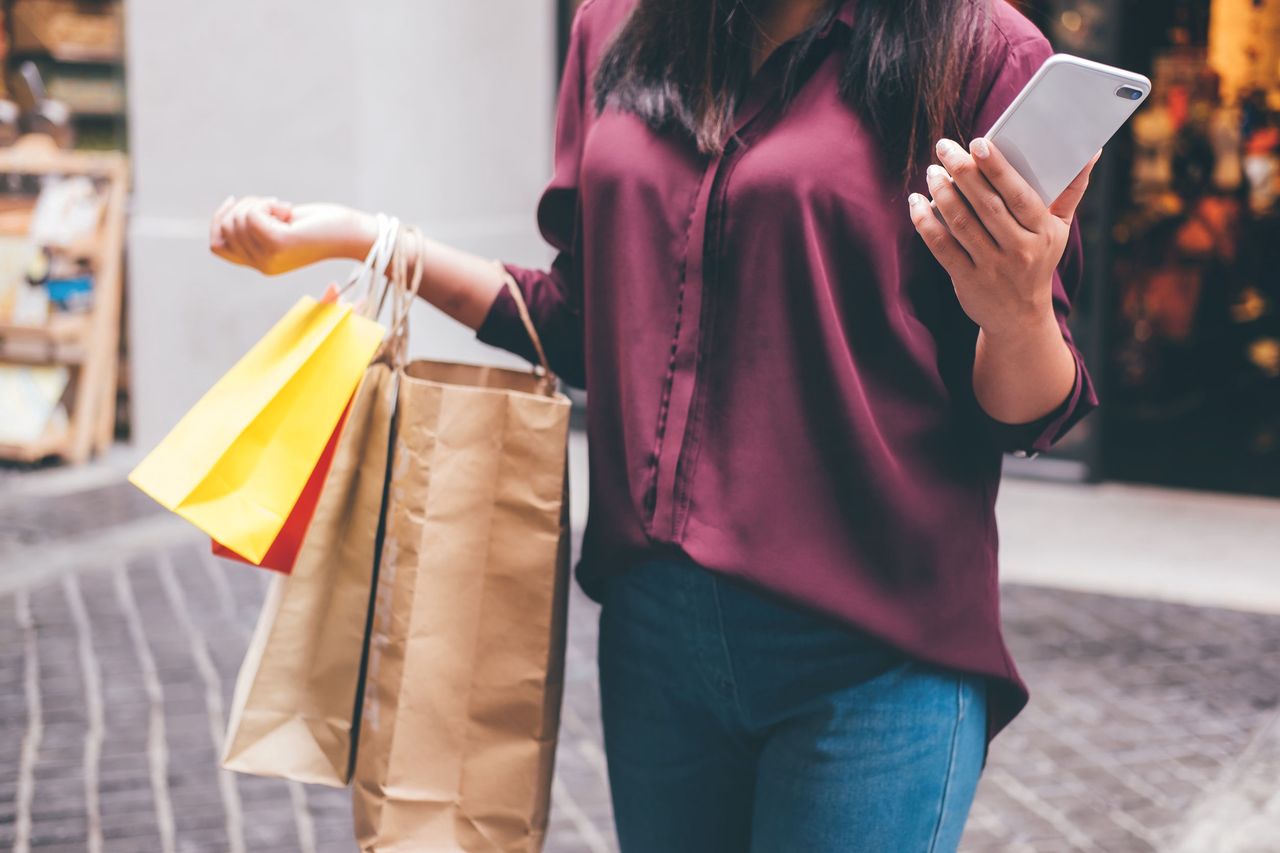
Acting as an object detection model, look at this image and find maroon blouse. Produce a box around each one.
[479,0,1097,734]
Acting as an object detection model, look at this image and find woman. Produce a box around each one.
[211,0,1097,848]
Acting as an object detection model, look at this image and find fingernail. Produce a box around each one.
[908,193,923,207]
[971,137,990,159]
[926,164,947,183]
[936,138,957,157]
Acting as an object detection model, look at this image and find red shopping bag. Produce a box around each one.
[211,398,351,574]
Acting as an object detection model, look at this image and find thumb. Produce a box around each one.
[1049,150,1101,224]
[265,197,294,223]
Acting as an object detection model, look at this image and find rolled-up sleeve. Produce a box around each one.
[476,4,590,387]
[964,33,1100,457]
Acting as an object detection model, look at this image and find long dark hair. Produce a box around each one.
[594,0,990,179]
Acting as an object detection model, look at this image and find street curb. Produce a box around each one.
[0,514,197,596]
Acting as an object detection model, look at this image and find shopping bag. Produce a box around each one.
[221,360,397,785]
[129,297,385,564]
[210,281,354,572]
[219,220,404,785]
[352,240,572,852]
[210,396,352,574]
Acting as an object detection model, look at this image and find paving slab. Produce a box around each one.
[1,534,1278,852]
[3,444,1280,851]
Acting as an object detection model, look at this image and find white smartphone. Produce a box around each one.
[984,53,1151,204]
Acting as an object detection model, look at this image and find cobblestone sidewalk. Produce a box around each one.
[2,481,1280,851]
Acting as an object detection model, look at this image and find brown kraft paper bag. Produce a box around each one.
[220,358,398,785]
[353,240,572,852]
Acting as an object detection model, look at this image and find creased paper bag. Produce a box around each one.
[221,362,397,786]
[351,355,572,852]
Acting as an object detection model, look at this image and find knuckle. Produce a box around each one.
[949,211,972,233]
[926,230,951,252]
[1006,188,1031,211]
[982,195,1005,217]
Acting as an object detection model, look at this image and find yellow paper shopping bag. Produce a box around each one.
[130,296,384,563]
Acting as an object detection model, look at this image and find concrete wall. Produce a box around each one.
[124,0,558,446]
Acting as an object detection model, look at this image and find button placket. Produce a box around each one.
[670,137,749,540]
[642,52,793,543]
[645,154,724,540]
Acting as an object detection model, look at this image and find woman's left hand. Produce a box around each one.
[908,137,1098,338]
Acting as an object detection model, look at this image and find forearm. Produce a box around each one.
[340,210,504,331]
[972,308,1076,425]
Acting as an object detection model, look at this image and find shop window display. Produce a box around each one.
[1098,0,1280,496]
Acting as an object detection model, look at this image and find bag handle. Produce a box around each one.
[339,212,399,317]
[490,261,556,394]
[353,218,560,397]
[379,224,423,367]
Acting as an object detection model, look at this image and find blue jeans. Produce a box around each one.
[597,557,987,853]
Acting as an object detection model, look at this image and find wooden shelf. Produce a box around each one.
[0,134,126,179]
[0,424,68,462]
[9,48,123,66]
[0,313,90,362]
[10,0,124,70]
[70,110,125,121]
[0,312,89,342]
[0,134,127,464]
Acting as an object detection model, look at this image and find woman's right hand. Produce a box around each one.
[209,196,377,276]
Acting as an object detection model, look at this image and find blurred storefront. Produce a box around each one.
[0,1,128,468]
[556,0,1280,498]
[1023,0,1280,497]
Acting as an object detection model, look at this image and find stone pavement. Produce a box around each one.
[2,465,1280,852]
[1171,712,1280,853]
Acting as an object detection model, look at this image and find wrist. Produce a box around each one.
[336,208,380,261]
[979,298,1059,352]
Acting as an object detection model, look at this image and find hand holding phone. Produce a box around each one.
[926,53,1150,223]
[905,53,1150,340]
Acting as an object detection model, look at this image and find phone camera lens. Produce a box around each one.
[1116,86,1144,101]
